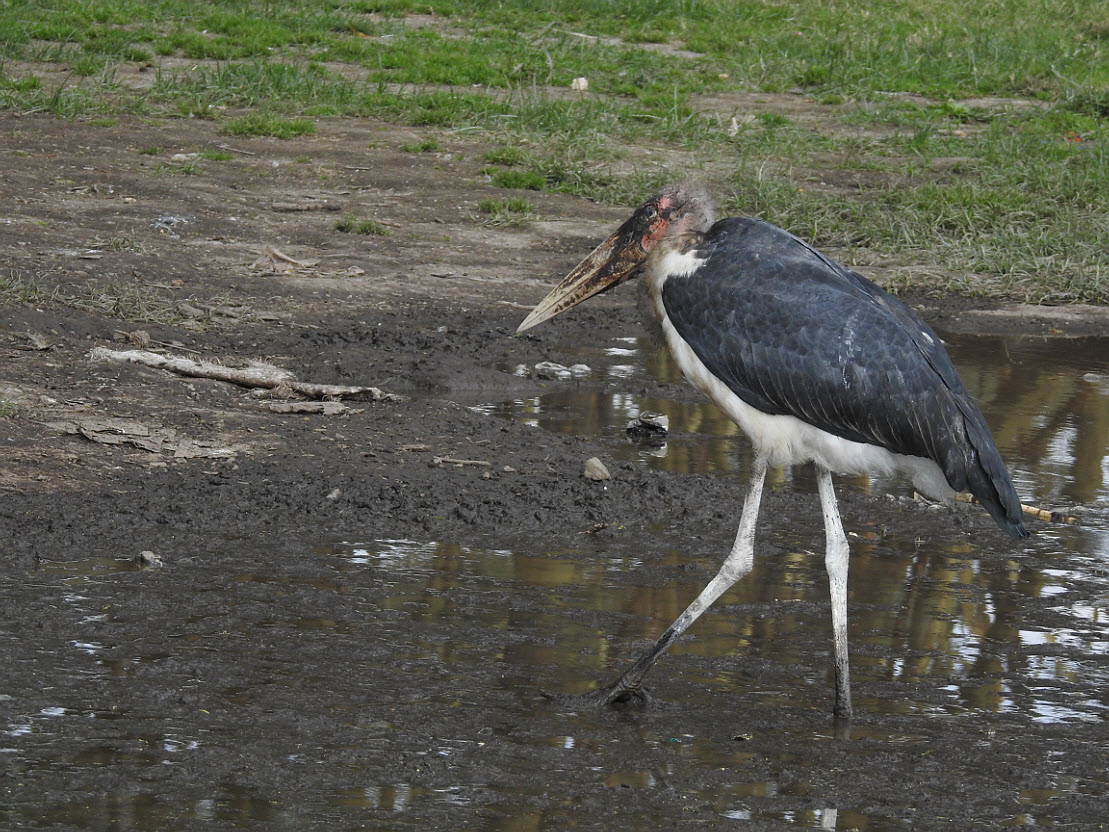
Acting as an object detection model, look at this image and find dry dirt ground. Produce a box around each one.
[2,111,1108,829]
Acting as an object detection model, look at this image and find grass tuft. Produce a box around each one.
[486,167,546,191]
[335,216,389,235]
[401,137,441,152]
[223,113,317,138]
[0,272,207,325]
[477,197,535,227]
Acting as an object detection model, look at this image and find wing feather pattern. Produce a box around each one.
[661,217,1027,538]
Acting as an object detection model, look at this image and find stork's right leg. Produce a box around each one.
[581,457,769,707]
[815,465,853,720]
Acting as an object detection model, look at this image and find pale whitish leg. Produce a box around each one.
[591,458,769,705]
[815,465,853,719]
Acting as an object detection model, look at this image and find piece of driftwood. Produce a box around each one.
[89,347,395,401]
[267,401,348,415]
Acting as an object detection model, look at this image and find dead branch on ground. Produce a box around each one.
[89,347,396,401]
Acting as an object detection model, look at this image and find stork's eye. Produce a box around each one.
[643,204,658,219]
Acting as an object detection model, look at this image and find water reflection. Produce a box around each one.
[941,333,1109,507]
[315,537,1109,826]
[323,539,1109,724]
[502,333,1109,511]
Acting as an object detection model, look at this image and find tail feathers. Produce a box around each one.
[953,399,1029,540]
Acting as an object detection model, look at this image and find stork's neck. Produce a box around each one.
[639,231,708,329]
[645,231,707,280]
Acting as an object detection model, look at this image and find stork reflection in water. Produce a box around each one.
[517,185,1028,718]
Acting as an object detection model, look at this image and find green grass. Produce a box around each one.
[1,0,1104,102]
[223,113,317,138]
[477,197,536,227]
[721,104,1107,303]
[401,137,441,152]
[486,168,546,191]
[0,0,1103,302]
[335,216,389,235]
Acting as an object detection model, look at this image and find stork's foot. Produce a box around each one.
[541,680,654,711]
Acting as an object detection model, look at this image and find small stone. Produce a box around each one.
[626,411,669,437]
[571,77,589,91]
[326,488,341,500]
[569,363,591,377]
[583,457,610,481]
[136,550,163,568]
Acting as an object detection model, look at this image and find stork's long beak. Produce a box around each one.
[516,210,654,334]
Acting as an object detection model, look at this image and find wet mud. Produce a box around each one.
[1,111,1108,829]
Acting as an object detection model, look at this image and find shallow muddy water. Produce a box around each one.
[4,332,1109,830]
[496,331,1109,509]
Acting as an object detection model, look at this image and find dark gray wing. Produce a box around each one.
[661,217,1027,537]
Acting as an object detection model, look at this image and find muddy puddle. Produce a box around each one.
[494,331,1109,507]
[4,331,1109,829]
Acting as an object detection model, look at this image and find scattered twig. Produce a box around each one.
[271,200,341,213]
[433,456,491,467]
[250,247,319,271]
[215,143,258,156]
[955,492,1077,525]
[1021,503,1077,525]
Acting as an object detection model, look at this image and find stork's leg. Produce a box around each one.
[815,465,853,720]
[582,458,769,707]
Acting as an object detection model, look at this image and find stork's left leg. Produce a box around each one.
[815,465,853,719]
[571,457,769,708]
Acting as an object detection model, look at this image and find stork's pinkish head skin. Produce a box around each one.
[515,185,714,334]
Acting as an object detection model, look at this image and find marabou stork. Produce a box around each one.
[517,185,1028,719]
